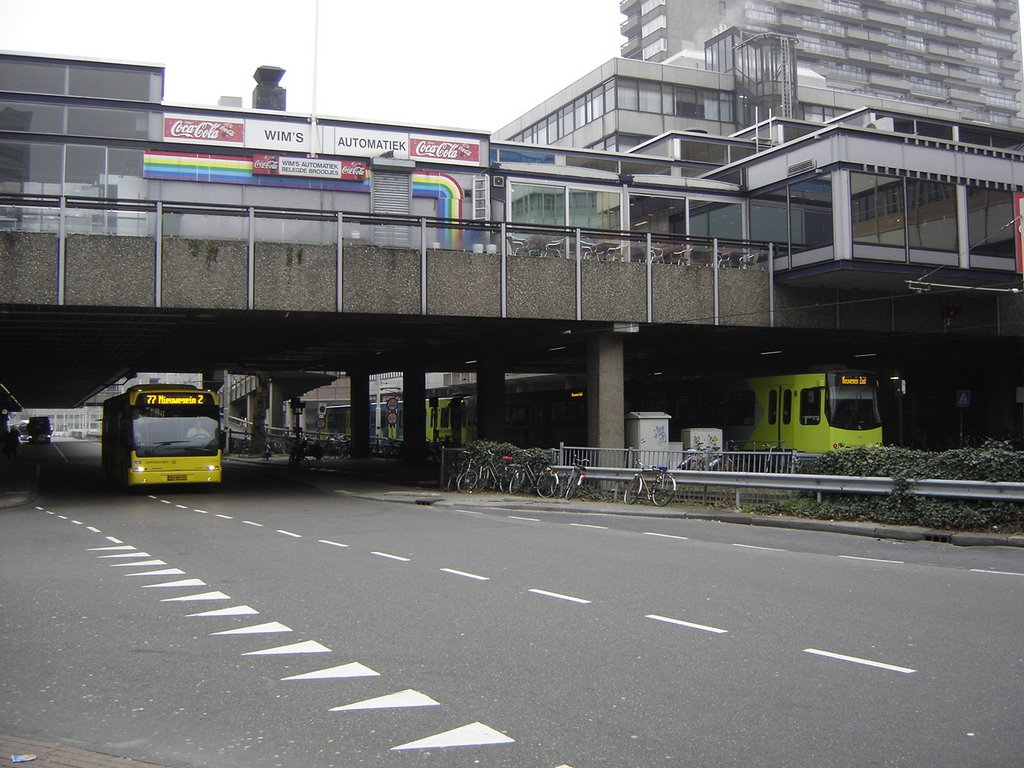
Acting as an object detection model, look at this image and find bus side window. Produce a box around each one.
[800,388,821,425]
[782,389,792,425]
[768,390,778,425]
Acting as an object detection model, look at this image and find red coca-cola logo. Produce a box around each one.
[252,154,280,174]
[340,161,368,180]
[410,138,479,163]
[164,117,245,144]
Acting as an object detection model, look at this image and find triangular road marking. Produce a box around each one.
[141,578,207,589]
[88,545,136,551]
[281,662,379,681]
[108,560,167,568]
[97,552,151,559]
[211,621,292,636]
[187,605,259,618]
[160,591,231,602]
[242,640,330,656]
[329,689,438,712]
[390,722,514,751]
[126,568,185,577]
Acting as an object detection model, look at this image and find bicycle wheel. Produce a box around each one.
[456,466,480,493]
[507,468,527,494]
[623,475,643,504]
[652,472,676,507]
[564,470,581,499]
[536,468,559,498]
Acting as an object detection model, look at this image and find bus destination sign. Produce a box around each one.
[840,375,869,386]
[144,393,208,406]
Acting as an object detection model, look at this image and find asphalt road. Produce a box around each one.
[2,439,1022,768]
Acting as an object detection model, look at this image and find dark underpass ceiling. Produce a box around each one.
[2,303,1021,410]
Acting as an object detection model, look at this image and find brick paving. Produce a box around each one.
[0,735,171,768]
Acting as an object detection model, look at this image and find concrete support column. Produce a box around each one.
[587,334,624,449]
[348,368,370,459]
[268,381,285,430]
[403,368,426,463]
[476,356,506,442]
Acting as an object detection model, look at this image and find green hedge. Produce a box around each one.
[758,441,1024,533]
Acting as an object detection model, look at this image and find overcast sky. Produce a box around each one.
[0,0,625,131]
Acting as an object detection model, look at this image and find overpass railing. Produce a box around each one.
[0,192,773,270]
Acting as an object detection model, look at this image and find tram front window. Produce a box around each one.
[826,373,881,431]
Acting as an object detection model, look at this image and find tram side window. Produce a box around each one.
[727,390,755,425]
[800,388,821,425]
[782,389,793,425]
[767,390,778,425]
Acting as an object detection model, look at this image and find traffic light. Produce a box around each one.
[943,306,960,327]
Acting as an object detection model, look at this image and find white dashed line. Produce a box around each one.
[318,539,349,548]
[838,555,904,564]
[508,515,540,522]
[277,529,302,538]
[970,568,1024,577]
[372,551,411,562]
[645,614,728,634]
[175,504,188,509]
[643,532,689,540]
[732,543,786,552]
[441,568,490,581]
[803,648,915,674]
[215,514,233,520]
[106,537,123,544]
[242,520,263,527]
[86,526,101,533]
[529,589,591,604]
[195,509,209,514]
[159,500,171,505]
[570,523,608,530]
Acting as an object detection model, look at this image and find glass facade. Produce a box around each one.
[851,172,906,248]
[906,179,957,252]
[967,187,1015,262]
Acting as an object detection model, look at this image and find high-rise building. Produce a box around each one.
[619,0,1023,127]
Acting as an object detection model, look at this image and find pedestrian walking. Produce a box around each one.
[3,427,19,462]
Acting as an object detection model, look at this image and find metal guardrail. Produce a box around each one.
[550,465,1024,505]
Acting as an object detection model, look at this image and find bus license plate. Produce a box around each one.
[167,474,187,481]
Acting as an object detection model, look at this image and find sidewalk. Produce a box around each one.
[0,734,168,768]
[0,458,37,510]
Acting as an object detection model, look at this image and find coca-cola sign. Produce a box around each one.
[251,153,368,181]
[409,136,480,165]
[251,154,280,174]
[163,115,245,145]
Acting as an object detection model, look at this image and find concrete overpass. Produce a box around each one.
[2,194,1023,451]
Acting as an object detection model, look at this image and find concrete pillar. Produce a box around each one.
[587,334,624,448]
[268,381,285,430]
[476,356,506,442]
[403,368,426,462]
[349,368,370,459]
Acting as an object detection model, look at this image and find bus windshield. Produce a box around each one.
[826,372,881,431]
[132,405,220,457]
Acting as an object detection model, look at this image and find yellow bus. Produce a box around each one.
[102,384,222,487]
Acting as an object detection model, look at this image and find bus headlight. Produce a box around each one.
[132,466,145,473]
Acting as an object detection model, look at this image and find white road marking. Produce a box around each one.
[281,662,379,681]
[106,537,123,544]
[187,605,259,618]
[159,500,171,505]
[318,539,349,548]
[97,552,151,559]
[86,526,101,533]
[126,568,185,577]
[330,689,439,712]
[71,520,83,525]
[643,532,689,540]
[508,515,539,522]
[174,504,188,509]
[645,614,728,635]
[88,545,136,551]
[457,509,484,515]
[970,568,1024,577]
[803,648,915,674]
[372,551,411,562]
[196,509,209,514]
[141,578,207,589]
[441,568,490,581]
[570,523,608,530]
[277,529,302,538]
[242,640,331,656]
[211,621,292,636]
[242,520,263,527]
[732,543,786,552]
[160,591,231,602]
[391,722,514,751]
[215,514,233,520]
[108,559,166,567]
[838,555,904,564]
[529,589,591,604]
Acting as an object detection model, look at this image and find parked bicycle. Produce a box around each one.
[562,458,590,500]
[623,461,676,506]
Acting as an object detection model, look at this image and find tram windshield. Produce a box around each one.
[131,405,220,457]
[826,372,881,431]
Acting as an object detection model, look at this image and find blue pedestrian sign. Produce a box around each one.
[956,390,971,408]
